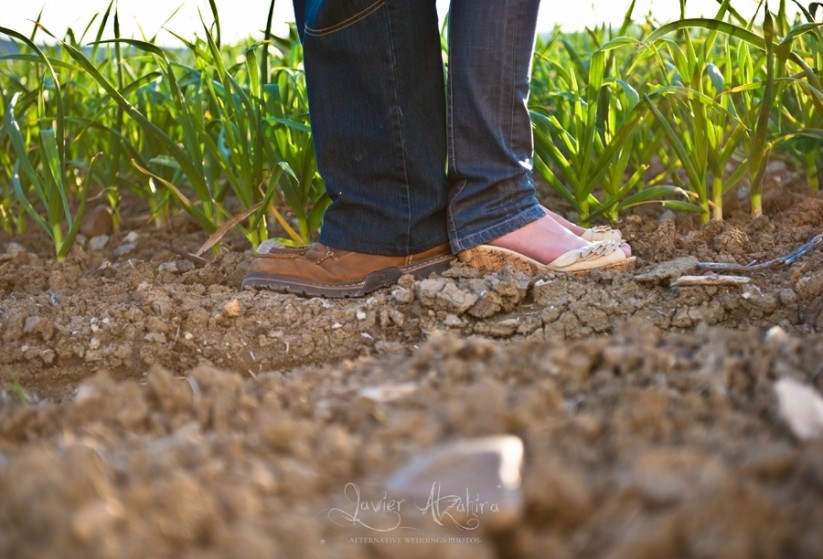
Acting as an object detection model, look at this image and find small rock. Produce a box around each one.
[795,270,823,300]
[88,235,110,251]
[659,209,677,223]
[417,279,478,314]
[114,242,138,257]
[740,284,778,312]
[359,382,418,403]
[766,160,787,175]
[443,313,464,327]
[23,316,42,334]
[474,317,521,338]
[634,256,700,284]
[778,288,797,306]
[416,277,447,303]
[489,267,531,303]
[224,299,243,318]
[764,325,790,347]
[80,205,113,237]
[179,260,196,273]
[532,278,571,307]
[398,274,416,288]
[0,242,27,264]
[774,378,823,441]
[5,242,25,256]
[392,286,415,304]
[75,382,101,402]
[23,316,54,342]
[158,260,196,274]
[439,282,479,314]
[386,309,405,327]
[143,332,166,344]
[40,349,56,365]
[469,290,504,319]
[386,435,524,532]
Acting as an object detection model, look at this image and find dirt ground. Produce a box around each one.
[2,167,823,558]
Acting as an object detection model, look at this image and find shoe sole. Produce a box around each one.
[242,254,454,298]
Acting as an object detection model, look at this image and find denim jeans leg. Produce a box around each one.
[293,0,449,256]
[446,0,544,253]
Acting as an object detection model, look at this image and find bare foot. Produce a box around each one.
[488,215,590,264]
[540,205,632,258]
[490,214,632,264]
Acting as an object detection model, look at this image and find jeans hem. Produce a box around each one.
[449,204,545,253]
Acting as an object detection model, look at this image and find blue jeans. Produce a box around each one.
[293,0,544,255]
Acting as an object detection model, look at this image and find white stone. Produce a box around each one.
[256,239,288,254]
[88,235,110,251]
[386,435,524,532]
[775,378,823,441]
[223,299,243,318]
[359,382,417,403]
[114,242,137,257]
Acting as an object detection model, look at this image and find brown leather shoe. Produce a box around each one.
[242,243,454,297]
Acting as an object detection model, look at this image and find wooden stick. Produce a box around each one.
[672,274,751,286]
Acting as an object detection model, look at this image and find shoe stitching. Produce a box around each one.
[314,248,334,265]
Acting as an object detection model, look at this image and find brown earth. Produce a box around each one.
[2,168,823,558]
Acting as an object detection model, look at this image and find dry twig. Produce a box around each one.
[672,274,751,286]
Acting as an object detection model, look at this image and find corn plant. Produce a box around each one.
[530,9,693,226]
[1,0,327,255]
[774,1,823,195]
[0,122,20,234]
[645,1,823,219]
[0,28,100,261]
[154,27,281,246]
[264,43,329,245]
[6,0,823,259]
[640,0,753,222]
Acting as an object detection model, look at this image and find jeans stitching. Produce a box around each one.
[446,16,458,246]
[447,179,467,246]
[446,14,456,177]
[384,4,413,254]
[509,2,520,149]
[305,0,385,37]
